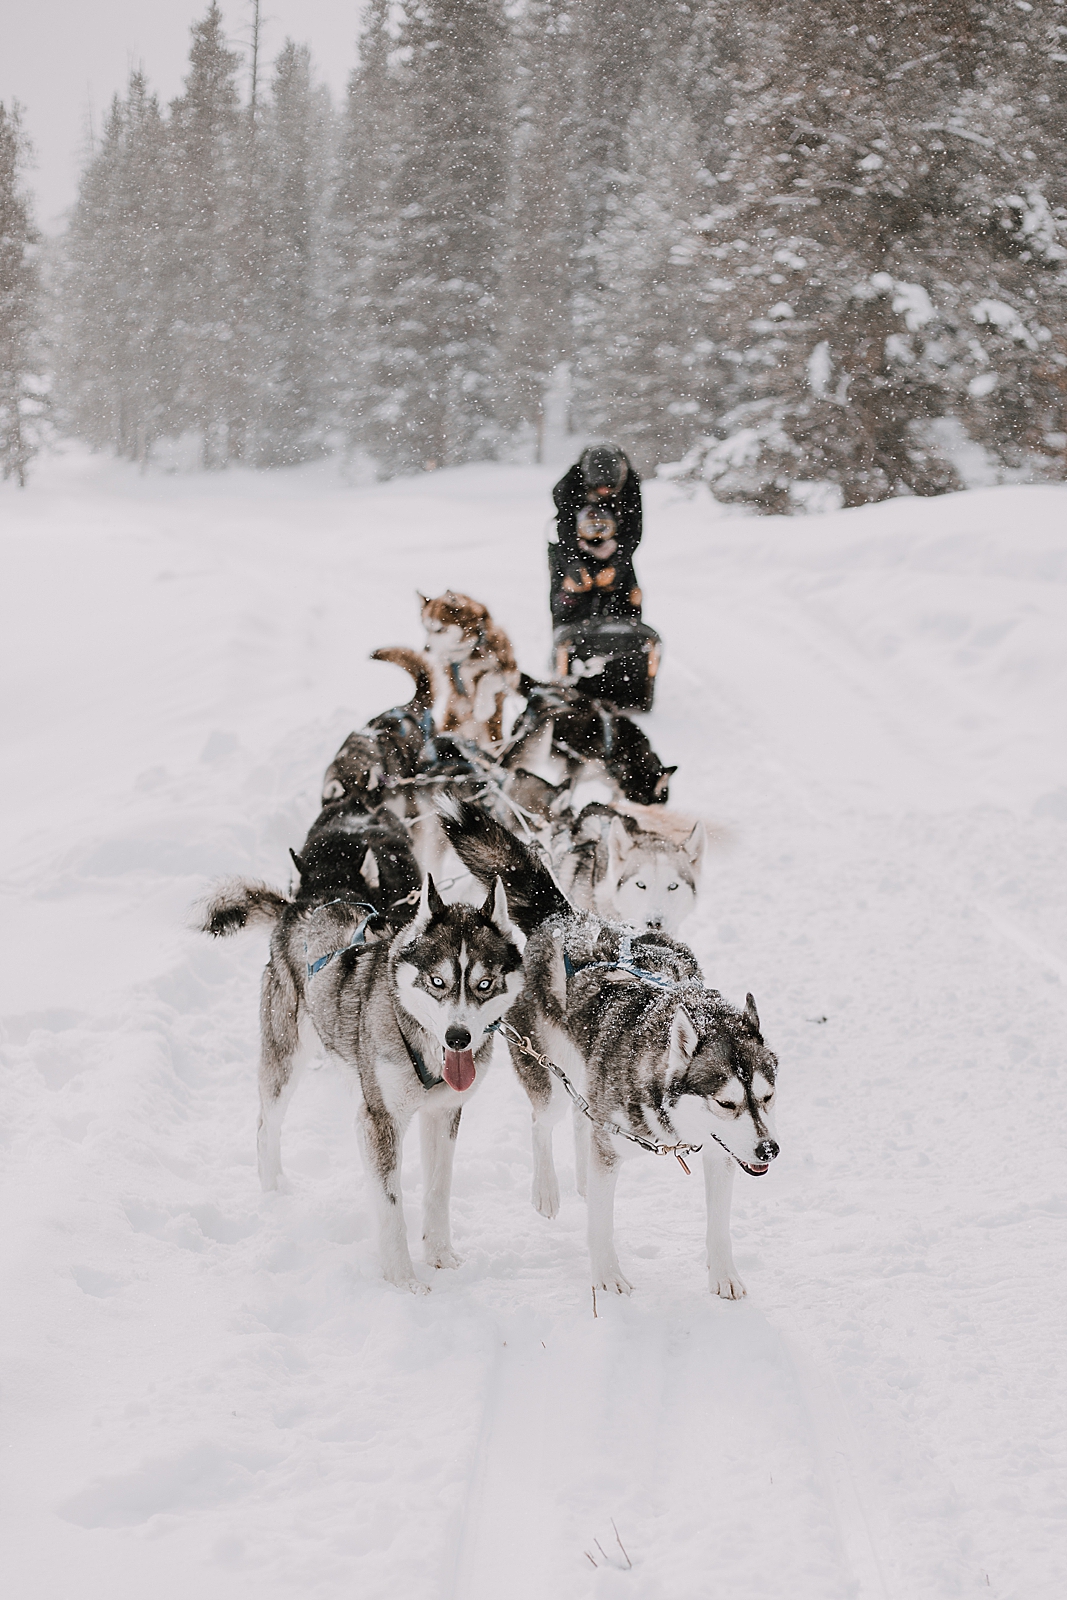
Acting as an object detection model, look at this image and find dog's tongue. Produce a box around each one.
[443,1049,476,1092]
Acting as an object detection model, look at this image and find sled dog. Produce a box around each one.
[548,802,704,934]
[501,678,675,807]
[321,647,435,807]
[390,590,519,748]
[438,799,779,1298]
[200,862,525,1292]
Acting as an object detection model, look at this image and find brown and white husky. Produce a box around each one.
[416,590,519,748]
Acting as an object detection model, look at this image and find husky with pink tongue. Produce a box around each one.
[199,872,525,1293]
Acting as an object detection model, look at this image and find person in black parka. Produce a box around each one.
[549,446,643,627]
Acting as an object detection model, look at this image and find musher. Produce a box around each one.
[549,445,643,628]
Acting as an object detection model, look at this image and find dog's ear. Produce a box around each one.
[360,848,380,889]
[289,847,305,875]
[483,876,525,950]
[607,814,633,877]
[667,1005,699,1082]
[744,993,760,1032]
[417,591,430,609]
[683,821,705,871]
[411,873,445,933]
[322,778,344,803]
[653,766,677,799]
[366,769,379,791]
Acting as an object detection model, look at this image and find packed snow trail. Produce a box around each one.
[2,450,1065,1599]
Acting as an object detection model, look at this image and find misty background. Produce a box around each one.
[3,1,1067,504]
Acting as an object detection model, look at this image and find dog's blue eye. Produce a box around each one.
[477,978,492,991]
[635,881,646,890]
[667,883,678,891]
[431,975,446,989]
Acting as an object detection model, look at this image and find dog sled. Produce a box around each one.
[553,616,662,713]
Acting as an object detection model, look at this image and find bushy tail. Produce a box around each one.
[437,797,571,934]
[371,646,433,714]
[197,878,290,937]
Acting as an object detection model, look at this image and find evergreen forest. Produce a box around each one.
[7,0,1067,507]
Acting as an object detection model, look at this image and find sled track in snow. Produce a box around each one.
[447,1296,891,1600]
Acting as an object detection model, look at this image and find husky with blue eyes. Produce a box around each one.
[200,870,526,1293]
[547,801,704,935]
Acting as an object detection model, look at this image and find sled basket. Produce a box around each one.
[552,618,662,712]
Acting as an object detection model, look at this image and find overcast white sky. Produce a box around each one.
[2,2,367,232]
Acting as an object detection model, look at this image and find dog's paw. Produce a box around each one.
[592,1270,633,1296]
[425,1245,461,1270]
[709,1272,747,1300]
[384,1264,431,1295]
[531,1176,560,1219]
[391,1275,431,1296]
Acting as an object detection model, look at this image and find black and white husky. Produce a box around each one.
[548,802,704,934]
[200,857,526,1292]
[439,800,779,1299]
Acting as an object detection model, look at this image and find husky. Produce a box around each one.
[380,591,519,750]
[501,677,675,807]
[548,802,704,934]
[290,794,424,910]
[200,851,526,1292]
[438,799,779,1299]
[320,647,435,807]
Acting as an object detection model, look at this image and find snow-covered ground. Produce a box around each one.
[2,448,1065,1600]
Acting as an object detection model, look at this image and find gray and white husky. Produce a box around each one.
[548,802,704,934]
[199,873,525,1292]
[439,800,779,1299]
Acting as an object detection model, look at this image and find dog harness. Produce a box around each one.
[304,901,379,979]
[562,931,680,991]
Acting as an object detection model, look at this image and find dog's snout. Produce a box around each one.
[445,1025,471,1051]
[755,1138,779,1163]
[646,917,664,931]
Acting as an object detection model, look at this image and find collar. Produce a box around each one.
[398,1020,444,1089]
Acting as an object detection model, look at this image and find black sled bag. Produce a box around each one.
[552,617,662,712]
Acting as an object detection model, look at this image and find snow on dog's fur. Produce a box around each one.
[199,841,525,1291]
[438,798,779,1299]
[548,801,704,934]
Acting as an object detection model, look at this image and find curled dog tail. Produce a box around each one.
[437,796,571,935]
[197,878,290,937]
[371,646,433,715]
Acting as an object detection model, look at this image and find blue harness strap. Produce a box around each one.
[564,932,680,992]
[305,901,379,980]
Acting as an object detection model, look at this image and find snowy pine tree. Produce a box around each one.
[167,4,246,465]
[495,0,583,453]
[367,0,510,472]
[659,1,1067,507]
[329,0,407,459]
[249,41,332,465]
[58,73,173,461]
[0,102,42,487]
